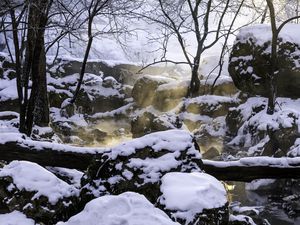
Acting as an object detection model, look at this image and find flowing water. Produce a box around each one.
[228,181,300,225]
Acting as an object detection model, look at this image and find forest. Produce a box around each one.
[1,0,300,224]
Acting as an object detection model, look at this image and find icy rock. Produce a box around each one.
[0,161,80,224]
[159,172,229,225]
[57,192,180,225]
[229,214,256,225]
[81,130,202,204]
[229,24,300,98]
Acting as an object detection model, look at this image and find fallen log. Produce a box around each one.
[0,141,101,170]
[203,157,300,182]
[2,138,300,181]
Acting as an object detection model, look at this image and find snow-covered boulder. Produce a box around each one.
[158,172,229,225]
[0,211,36,225]
[81,130,203,204]
[132,75,173,108]
[131,111,180,138]
[48,73,126,114]
[57,192,179,225]
[0,161,79,224]
[226,97,300,156]
[229,24,300,98]
[186,95,239,118]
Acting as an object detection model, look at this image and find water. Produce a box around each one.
[228,180,300,225]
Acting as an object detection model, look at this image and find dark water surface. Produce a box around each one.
[228,181,300,225]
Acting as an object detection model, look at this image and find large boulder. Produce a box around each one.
[81,130,203,203]
[158,172,229,225]
[229,24,300,98]
[132,75,173,108]
[57,192,179,225]
[152,80,188,112]
[0,161,79,224]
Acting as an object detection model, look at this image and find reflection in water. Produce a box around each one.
[227,181,300,225]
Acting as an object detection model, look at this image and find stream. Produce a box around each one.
[228,180,300,225]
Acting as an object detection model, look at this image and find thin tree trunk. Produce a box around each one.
[70,36,93,104]
[266,0,277,115]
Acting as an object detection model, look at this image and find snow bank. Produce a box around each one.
[0,211,35,225]
[159,172,227,222]
[0,161,78,204]
[57,192,179,225]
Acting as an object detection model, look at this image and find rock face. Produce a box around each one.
[81,130,203,203]
[57,192,180,225]
[0,161,79,224]
[159,172,229,225]
[229,24,300,98]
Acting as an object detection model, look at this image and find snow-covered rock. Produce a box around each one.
[0,211,36,225]
[57,192,179,225]
[81,129,202,204]
[226,97,300,156]
[131,111,180,138]
[0,161,79,224]
[159,172,228,225]
[229,24,300,98]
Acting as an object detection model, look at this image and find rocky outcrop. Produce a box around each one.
[229,24,300,98]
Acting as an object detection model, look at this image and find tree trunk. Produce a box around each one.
[24,0,51,135]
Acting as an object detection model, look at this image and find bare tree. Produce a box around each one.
[139,0,243,97]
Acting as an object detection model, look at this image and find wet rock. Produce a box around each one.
[202,146,220,159]
[132,75,173,107]
[80,130,203,204]
[152,80,188,112]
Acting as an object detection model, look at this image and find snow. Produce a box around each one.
[245,179,276,191]
[228,97,300,152]
[0,161,79,204]
[159,172,227,222]
[236,24,300,46]
[0,211,35,225]
[203,156,300,168]
[57,192,179,225]
[229,214,256,225]
[186,95,239,106]
[0,78,18,101]
[107,129,201,160]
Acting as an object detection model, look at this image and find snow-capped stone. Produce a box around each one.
[57,192,179,225]
[159,172,228,225]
